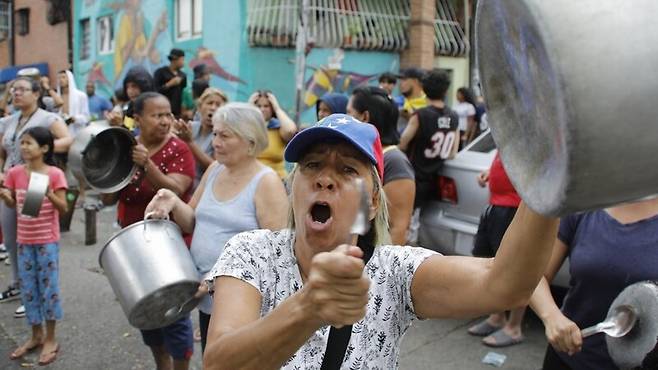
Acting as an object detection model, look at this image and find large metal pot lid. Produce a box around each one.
[606,281,658,369]
[98,218,183,268]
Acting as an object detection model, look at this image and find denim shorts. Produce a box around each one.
[140,315,194,360]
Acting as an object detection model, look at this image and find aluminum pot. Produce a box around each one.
[21,172,49,217]
[606,281,658,369]
[476,0,658,216]
[99,219,201,330]
[68,121,137,193]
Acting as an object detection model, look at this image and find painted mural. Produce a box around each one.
[73,0,399,125]
[303,49,379,109]
[74,0,245,100]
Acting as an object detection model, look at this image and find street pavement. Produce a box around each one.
[0,202,549,369]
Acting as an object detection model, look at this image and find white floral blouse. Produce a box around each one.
[207,229,438,370]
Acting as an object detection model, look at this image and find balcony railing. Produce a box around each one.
[246,0,470,57]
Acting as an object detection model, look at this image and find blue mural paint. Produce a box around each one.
[73,0,400,125]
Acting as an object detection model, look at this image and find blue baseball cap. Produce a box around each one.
[284,114,384,180]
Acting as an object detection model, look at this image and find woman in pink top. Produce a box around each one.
[0,126,67,366]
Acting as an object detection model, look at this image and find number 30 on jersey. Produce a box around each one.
[424,131,457,159]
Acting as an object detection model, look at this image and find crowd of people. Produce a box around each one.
[0,47,654,370]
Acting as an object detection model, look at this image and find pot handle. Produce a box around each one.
[143,212,171,242]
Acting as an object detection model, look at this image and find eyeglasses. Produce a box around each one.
[10,86,31,95]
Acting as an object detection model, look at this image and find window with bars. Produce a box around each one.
[0,2,9,42]
[80,18,91,60]
[97,15,114,54]
[175,0,203,40]
[246,0,469,56]
[17,8,29,36]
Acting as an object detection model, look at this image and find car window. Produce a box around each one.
[464,130,496,153]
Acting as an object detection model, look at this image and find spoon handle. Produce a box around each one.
[581,321,615,338]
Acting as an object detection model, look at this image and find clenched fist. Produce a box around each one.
[302,245,370,328]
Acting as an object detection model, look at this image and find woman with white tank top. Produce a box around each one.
[145,102,288,353]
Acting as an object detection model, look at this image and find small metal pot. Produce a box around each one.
[68,121,137,193]
[476,0,658,216]
[99,219,200,330]
[606,281,658,369]
[21,172,49,217]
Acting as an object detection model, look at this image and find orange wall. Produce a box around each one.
[13,1,69,81]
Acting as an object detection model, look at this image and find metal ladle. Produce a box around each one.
[581,304,638,338]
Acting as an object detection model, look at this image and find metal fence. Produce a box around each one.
[246,0,469,56]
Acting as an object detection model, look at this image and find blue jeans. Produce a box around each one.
[17,242,63,325]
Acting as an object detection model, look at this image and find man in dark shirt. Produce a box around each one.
[399,69,460,208]
[153,48,187,117]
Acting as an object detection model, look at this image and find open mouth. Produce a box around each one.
[310,202,331,224]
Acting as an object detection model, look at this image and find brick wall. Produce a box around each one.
[13,0,69,81]
[0,40,8,68]
[401,0,436,69]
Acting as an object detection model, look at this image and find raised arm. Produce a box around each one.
[398,114,419,152]
[204,278,320,370]
[132,143,192,196]
[411,203,558,319]
[267,93,297,142]
[173,118,214,171]
[144,161,219,233]
[204,245,369,370]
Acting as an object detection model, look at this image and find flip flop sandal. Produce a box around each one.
[9,341,42,360]
[38,344,59,366]
[467,320,502,337]
[482,329,524,348]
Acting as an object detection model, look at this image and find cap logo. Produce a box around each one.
[326,116,352,128]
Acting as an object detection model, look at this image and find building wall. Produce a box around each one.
[73,0,400,125]
[436,56,470,106]
[13,0,68,81]
[0,38,8,68]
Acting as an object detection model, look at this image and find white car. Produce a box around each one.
[417,130,570,288]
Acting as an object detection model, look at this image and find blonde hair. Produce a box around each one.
[213,102,269,156]
[285,164,391,247]
[198,87,228,106]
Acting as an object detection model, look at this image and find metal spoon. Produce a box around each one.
[581,304,638,338]
[349,178,371,238]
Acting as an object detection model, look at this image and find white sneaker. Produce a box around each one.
[0,252,7,261]
[0,243,6,253]
[14,305,25,318]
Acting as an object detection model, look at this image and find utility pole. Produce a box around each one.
[293,0,310,124]
[7,0,14,65]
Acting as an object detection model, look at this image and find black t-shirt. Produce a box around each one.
[153,66,187,117]
[408,105,459,181]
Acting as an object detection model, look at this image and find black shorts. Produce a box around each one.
[472,205,518,258]
[414,177,436,209]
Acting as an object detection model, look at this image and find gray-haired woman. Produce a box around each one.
[145,102,289,352]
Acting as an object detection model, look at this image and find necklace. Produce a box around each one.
[13,108,38,142]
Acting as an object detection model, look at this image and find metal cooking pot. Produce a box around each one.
[476,0,658,216]
[99,219,201,330]
[68,121,137,193]
[605,281,658,369]
[21,171,49,217]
